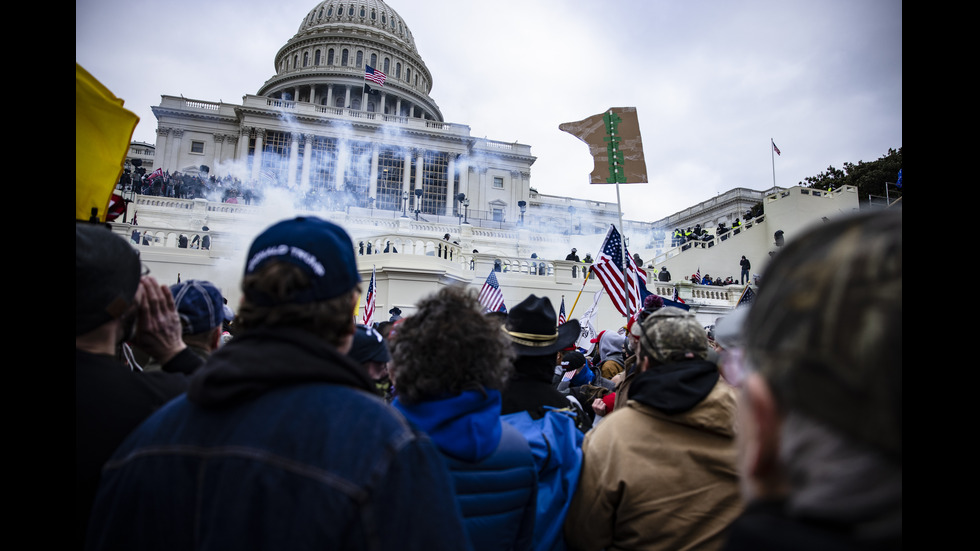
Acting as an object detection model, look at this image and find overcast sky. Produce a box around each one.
[77,0,902,222]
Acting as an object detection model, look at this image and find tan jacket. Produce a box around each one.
[564,380,743,551]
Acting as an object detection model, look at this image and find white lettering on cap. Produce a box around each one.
[247,245,290,273]
[289,246,326,276]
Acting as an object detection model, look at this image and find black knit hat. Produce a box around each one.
[76,222,141,336]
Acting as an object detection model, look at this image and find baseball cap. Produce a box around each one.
[348,324,390,364]
[170,280,225,334]
[637,307,708,364]
[743,209,902,462]
[244,216,360,305]
[559,350,587,372]
[76,222,141,336]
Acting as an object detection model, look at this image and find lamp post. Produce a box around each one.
[518,200,526,226]
[462,198,470,224]
[401,191,409,217]
[456,193,466,224]
[414,188,423,220]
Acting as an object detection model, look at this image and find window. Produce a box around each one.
[493,176,504,189]
[371,53,377,67]
[406,68,411,83]
[383,57,390,73]
[493,208,504,222]
[190,141,205,154]
[348,5,354,16]
[396,62,401,79]
[356,50,363,68]
[341,49,349,66]
[315,49,321,65]
[303,52,309,67]
[327,48,334,65]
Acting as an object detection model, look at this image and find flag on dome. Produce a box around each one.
[478,271,505,313]
[365,65,386,90]
[362,266,377,326]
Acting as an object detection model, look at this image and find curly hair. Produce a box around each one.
[389,285,515,404]
[236,261,357,349]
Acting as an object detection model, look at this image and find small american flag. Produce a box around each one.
[592,224,646,318]
[478,271,505,313]
[365,65,386,87]
[362,267,376,325]
[693,267,701,284]
[558,296,566,325]
[772,139,781,156]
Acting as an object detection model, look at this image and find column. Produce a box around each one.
[344,86,351,109]
[380,92,387,115]
[251,128,265,182]
[445,154,456,216]
[168,130,184,171]
[154,128,169,171]
[401,149,412,210]
[368,145,379,202]
[236,127,250,163]
[414,149,425,212]
[326,85,334,108]
[287,132,300,187]
[300,134,313,190]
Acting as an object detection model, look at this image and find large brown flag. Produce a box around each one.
[559,107,648,184]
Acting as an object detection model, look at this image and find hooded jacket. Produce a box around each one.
[86,327,471,551]
[564,359,743,551]
[395,390,537,551]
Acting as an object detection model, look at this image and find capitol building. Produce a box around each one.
[114,0,861,331]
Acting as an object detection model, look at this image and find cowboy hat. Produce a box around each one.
[503,295,580,356]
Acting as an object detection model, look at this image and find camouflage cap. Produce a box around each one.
[743,208,902,463]
[638,307,708,364]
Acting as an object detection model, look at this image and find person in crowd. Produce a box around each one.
[739,255,751,285]
[582,252,593,264]
[75,222,199,547]
[719,209,902,550]
[658,266,671,281]
[592,330,626,379]
[556,350,615,426]
[142,279,226,372]
[388,306,403,322]
[565,307,743,551]
[85,216,470,550]
[348,323,394,402]
[388,285,537,551]
[500,295,587,550]
[566,248,580,261]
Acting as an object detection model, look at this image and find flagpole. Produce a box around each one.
[771,138,776,188]
[567,266,591,318]
[609,109,630,323]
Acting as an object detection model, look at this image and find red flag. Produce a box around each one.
[105,193,126,221]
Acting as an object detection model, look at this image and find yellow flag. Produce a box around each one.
[76,63,139,222]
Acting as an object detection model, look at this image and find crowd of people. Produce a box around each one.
[76,207,902,550]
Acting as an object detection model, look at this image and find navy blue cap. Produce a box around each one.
[348,324,391,364]
[170,280,225,334]
[244,217,361,304]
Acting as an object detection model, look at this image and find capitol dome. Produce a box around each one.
[257,0,442,121]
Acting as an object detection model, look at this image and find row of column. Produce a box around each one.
[245,128,460,216]
[281,83,423,119]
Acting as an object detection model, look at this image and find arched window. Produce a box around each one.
[327,48,334,65]
[381,13,386,25]
[341,49,349,66]
[396,62,401,79]
[359,7,365,17]
[370,53,377,67]
[348,5,354,16]
[293,55,298,69]
[327,6,333,16]
[315,49,321,65]
[356,50,363,68]
[383,57,390,73]
[303,52,309,67]
[406,68,411,83]
[371,9,376,20]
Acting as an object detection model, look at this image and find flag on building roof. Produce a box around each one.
[478,271,505,313]
[558,296,566,325]
[592,224,646,318]
[771,139,781,156]
[362,266,377,326]
[76,63,139,222]
[365,65,386,89]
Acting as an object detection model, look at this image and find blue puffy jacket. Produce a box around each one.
[395,390,537,551]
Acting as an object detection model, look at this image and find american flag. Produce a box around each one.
[592,224,646,318]
[478,271,506,313]
[693,267,701,284]
[772,139,781,156]
[365,65,386,87]
[673,286,686,304]
[558,296,566,325]
[362,267,376,325]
